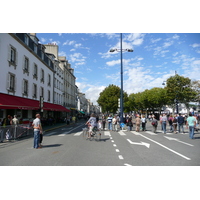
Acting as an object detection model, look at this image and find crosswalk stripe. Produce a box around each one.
[118,131,126,136]
[74,131,82,136]
[104,131,111,136]
[45,132,57,136]
[145,131,157,135]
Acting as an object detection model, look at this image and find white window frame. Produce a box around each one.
[7,73,16,92]
[22,79,28,96]
[8,45,18,68]
[33,84,37,98]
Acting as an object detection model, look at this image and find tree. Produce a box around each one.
[165,74,197,110]
[97,84,128,113]
[191,80,200,103]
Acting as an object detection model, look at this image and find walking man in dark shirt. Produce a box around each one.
[177,113,185,133]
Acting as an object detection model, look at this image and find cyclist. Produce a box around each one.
[85,113,97,138]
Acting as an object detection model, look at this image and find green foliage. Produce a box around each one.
[97,84,128,113]
[97,75,199,114]
[165,74,197,107]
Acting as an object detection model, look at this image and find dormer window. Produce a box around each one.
[24,34,29,45]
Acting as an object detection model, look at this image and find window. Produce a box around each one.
[7,73,16,92]
[33,84,37,98]
[8,45,17,68]
[40,87,44,98]
[23,79,28,96]
[34,43,37,54]
[24,34,29,45]
[48,90,50,102]
[48,74,51,86]
[33,63,38,79]
[41,51,44,60]
[23,56,29,75]
[41,69,44,83]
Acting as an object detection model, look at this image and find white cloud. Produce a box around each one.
[172,34,180,40]
[106,59,131,66]
[125,33,145,46]
[69,52,86,63]
[41,38,46,43]
[76,82,106,105]
[151,38,162,43]
[63,40,76,46]
[163,41,173,48]
[190,43,200,48]
[58,51,67,57]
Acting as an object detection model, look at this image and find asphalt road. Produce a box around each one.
[0,121,200,166]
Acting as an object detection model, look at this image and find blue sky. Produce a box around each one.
[36,33,200,105]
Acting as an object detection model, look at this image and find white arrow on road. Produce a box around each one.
[164,136,194,146]
[127,139,150,148]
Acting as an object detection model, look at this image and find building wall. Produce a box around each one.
[0,33,54,103]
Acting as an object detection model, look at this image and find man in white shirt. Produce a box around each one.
[32,114,42,149]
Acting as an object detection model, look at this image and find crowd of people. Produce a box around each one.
[85,112,200,140]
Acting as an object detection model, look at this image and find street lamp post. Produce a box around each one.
[110,33,133,123]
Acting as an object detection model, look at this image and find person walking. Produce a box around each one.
[168,114,174,132]
[112,115,118,131]
[160,114,167,134]
[107,115,113,131]
[172,115,178,134]
[141,115,147,131]
[127,115,133,131]
[135,115,141,132]
[177,113,185,133]
[32,113,42,149]
[151,116,158,133]
[186,113,196,139]
[102,116,106,130]
[12,115,19,139]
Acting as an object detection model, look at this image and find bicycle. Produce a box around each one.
[82,126,101,141]
[90,126,101,141]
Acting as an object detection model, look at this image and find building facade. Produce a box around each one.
[0,33,70,121]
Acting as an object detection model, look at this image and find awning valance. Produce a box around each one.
[44,102,71,112]
[0,93,39,110]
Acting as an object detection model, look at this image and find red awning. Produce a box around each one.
[0,93,39,110]
[43,102,71,112]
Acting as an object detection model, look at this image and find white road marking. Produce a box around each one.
[113,144,117,147]
[138,133,191,160]
[111,140,114,143]
[104,131,111,136]
[127,139,150,148]
[145,131,157,136]
[124,163,132,166]
[118,155,124,160]
[116,149,120,152]
[74,131,82,136]
[45,132,57,136]
[118,131,126,136]
[164,136,194,146]
[131,131,141,135]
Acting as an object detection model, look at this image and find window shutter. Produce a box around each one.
[7,73,10,89]
[8,45,11,61]
[15,50,18,66]
[14,75,17,91]
[22,79,24,94]
[27,81,29,95]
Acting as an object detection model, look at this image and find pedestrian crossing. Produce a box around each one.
[45,129,188,137]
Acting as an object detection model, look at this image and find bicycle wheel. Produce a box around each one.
[82,128,88,139]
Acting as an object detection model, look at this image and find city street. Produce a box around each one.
[0,121,200,166]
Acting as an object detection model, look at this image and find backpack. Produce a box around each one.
[151,120,157,126]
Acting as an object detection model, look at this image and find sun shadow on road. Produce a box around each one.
[42,144,63,148]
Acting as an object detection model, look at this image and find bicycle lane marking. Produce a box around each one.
[131,131,191,160]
